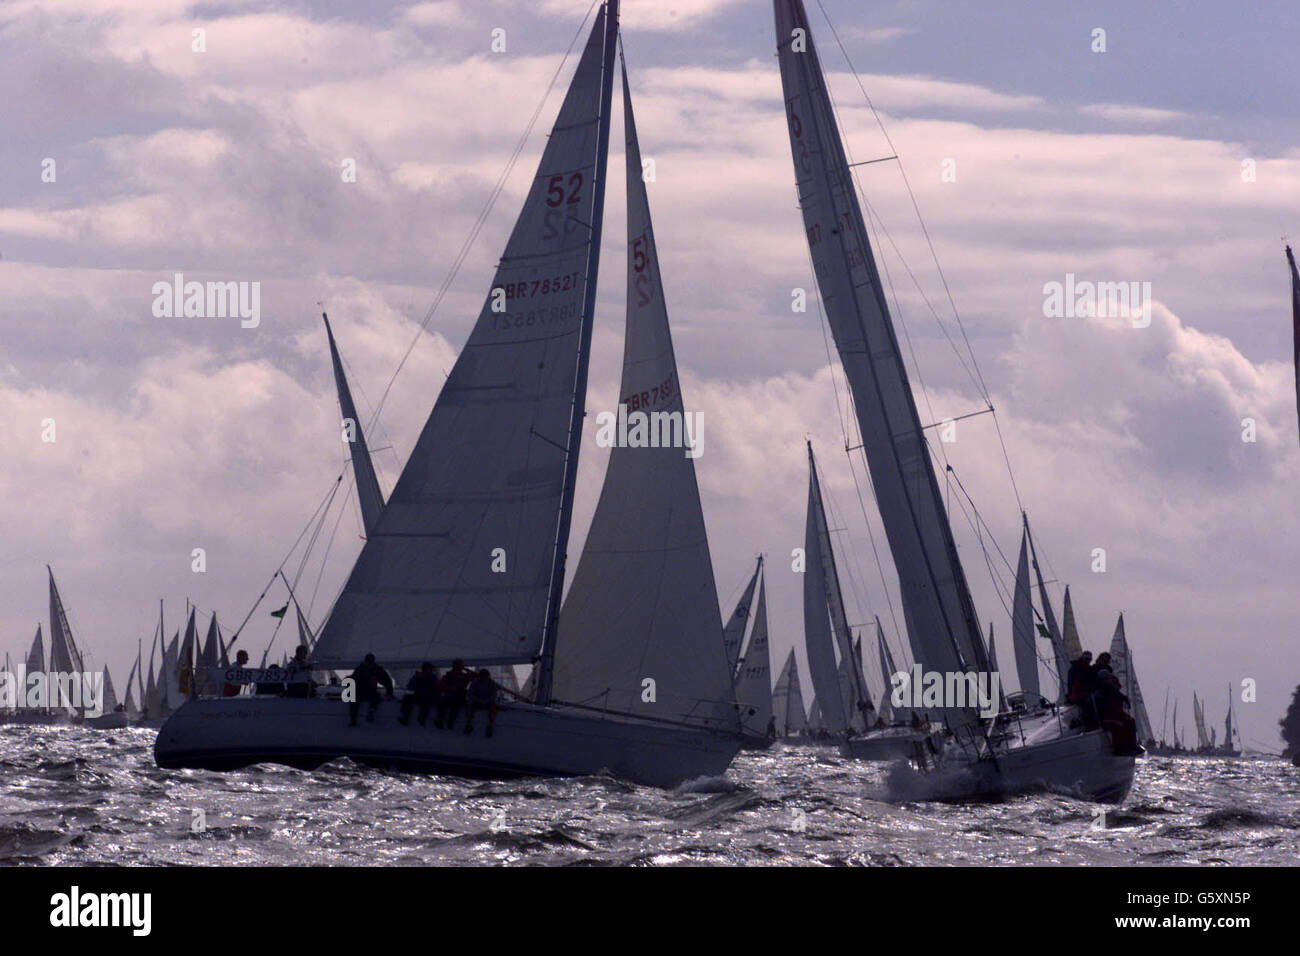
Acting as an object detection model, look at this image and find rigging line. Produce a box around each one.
[815,0,1027,516]
[362,1,602,437]
[225,474,344,645]
[306,475,350,625]
[804,242,908,662]
[814,0,989,400]
[265,478,343,660]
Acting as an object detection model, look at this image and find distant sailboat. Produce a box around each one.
[733,557,775,748]
[771,649,808,737]
[87,667,129,729]
[1106,614,1154,748]
[156,3,743,788]
[48,567,87,718]
[775,0,1133,800]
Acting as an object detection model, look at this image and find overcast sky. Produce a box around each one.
[2,0,1297,750]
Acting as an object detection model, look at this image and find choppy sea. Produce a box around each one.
[1,725,1296,866]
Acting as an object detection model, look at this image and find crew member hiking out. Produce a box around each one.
[348,653,393,726]
[464,668,498,737]
[399,662,441,727]
[434,660,473,730]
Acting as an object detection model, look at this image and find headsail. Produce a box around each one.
[325,314,385,536]
[723,558,762,676]
[551,58,737,731]
[314,2,618,669]
[734,562,773,737]
[48,567,85,676]
[101,667,119,713]
[1061,585,1083,661]
[877,620,904,722]
[1107,614,1152,743]
[772,648,807,735]
[1025,518,1069,701]
[803,445,848,733]
[1010,527,1039,702]
[775,0,988,737]
[25,625,44,675]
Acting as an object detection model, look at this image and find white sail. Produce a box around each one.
[101,667,119,712]
[772,649,806,735]
[722,559,762,677]
[325,314,385,536]
[1107,614,1151,743]
[734,565,773,737]
[25,625,44,675]
[1025,518,1069,701]
[145,638,160,717]
[776,0,988,737]
[986,622,1006,712]
[552,63,737,731]
[48,567,85,681]
[123,655,139,717]
[877,622,904,723]
[803,446,848,734]
[164,631,185,712]
[1061,585,1084,661]
[314,5,616,668]
[1192,691,1208,749]
[1010,527,1040,702]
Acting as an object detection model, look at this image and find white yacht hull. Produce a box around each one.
[900,725,1134,804]
[154,696,739,788]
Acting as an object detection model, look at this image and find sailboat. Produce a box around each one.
[156,2,744,788]
[47,567,88,721]
[732,557,775,748]
[774,0,1134,801]
[86,667,129,729]
[771,648,808,738]
[1106,614,1154,749]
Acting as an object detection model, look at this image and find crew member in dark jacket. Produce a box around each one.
[348,653,394,726]
[400,662,441,726]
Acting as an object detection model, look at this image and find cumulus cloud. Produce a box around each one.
[0,0,1295,748]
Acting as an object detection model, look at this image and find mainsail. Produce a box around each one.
[776,0,988,737]
[325,313,385,536]
[1061,585,1083,661]
[1010,527,1039,702]
[102,667,119,713]
[551,60,737,730]
[1192,691,1209,749]
[772,649,807,734]
[723,559,762,676]
[877,621,905,722]
[803,445,849,733]
[734,563,773,737]
[314,3,617,669]
[25,625,44,674]
[48,567,85,676]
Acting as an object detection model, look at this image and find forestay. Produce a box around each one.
[552,63,738,731]
[314,6,614,667]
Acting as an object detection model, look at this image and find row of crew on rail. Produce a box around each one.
[218,648,503,737]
